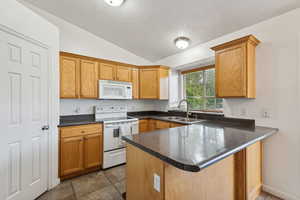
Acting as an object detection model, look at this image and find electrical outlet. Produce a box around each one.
[240,108,247,116]
[262,108,271,118]
[153,173,160,192]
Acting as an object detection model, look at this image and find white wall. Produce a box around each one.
[19,1,172,115]
[0,0,60,192]
[60,99,168,116]
[157,8,300,200]
[19,0,152,66]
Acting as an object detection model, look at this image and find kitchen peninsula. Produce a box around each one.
[122,121,277,200]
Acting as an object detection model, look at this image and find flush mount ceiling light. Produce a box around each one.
[174,37,190,49]
[104,0,125,7]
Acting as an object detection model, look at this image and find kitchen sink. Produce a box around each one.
[160,116,205,124]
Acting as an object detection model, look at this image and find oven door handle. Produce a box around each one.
[105,125,120,128]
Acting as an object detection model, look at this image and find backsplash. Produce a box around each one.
[60,99,169,116]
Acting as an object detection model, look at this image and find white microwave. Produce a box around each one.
[99,80,132,99]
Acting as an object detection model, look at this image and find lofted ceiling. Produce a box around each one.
[21,0,300,62]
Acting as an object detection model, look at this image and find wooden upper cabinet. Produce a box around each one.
[140,69,158,99]
[99,63,116,80]
[139,66,169,100]
[132,68,139,99]
[80,60,98,98]
[211,35,260,98]
[116,66,132,82]
[60,56,80,98]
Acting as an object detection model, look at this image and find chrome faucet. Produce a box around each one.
[178,99,190,119]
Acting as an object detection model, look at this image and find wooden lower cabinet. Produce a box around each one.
[60,124,103,179]
[84,133,102,169]
[127,142,262,200]
[148,119,157,131]
[60,136,84,176]
[156,120,170,129]
[139,119,149,133]
[170,122,184,128]
[139,119,185,134]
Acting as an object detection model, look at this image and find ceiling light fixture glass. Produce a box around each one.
[174,37,190,49]
[104,0,125,7]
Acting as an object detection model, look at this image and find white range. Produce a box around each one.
[94,105,138,169]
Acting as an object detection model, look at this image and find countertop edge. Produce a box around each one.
[198,129,278,170]
[123,136,200,172]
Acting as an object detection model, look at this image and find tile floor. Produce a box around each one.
[37,164,281,200]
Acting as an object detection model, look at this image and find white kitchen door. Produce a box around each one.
[0,29,49,200]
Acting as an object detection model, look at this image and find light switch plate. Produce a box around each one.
[153,173,160,192]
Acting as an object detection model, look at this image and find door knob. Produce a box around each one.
[42,125,50,131]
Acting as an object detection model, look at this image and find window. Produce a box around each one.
[182,67,223,111]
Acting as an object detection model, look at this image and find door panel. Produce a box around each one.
[84,134,102,168]
[99,63,116,80]
[80,60,98,98]
[216,44,247,97]
[140,69,158,99]
[116,66,132,82]
[60,56,80,98]
[0,31,49,200]
[60,136,84,176]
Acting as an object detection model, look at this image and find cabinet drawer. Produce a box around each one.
[60,124,102,138]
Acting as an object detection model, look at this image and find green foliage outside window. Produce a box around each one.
[183,68,223,111]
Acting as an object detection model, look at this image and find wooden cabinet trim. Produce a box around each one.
[60,51,139,69]
[211,35,260,51]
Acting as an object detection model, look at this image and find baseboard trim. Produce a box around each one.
[262,184,300,200]
[52,178,60,189]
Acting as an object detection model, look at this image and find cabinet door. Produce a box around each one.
[215,44,247,97]
[132,68,139,99]
[156,120,170,130]
[139,120,149,133]
[80,60,98,98]
[60,56,80,98]
[60,136,84,176]
[140,69,158,99]
[170,123,184,128]
[148,119,157,131]
[99,63,116,80]
[116,66,132,82]
[84,133,102,169]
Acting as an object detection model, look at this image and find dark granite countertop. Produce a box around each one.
[122,121,278,172]
[58,111,254,128]
[58,114,102,127]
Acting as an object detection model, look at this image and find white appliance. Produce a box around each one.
[99,80,132,99]
[95,105,138,169]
